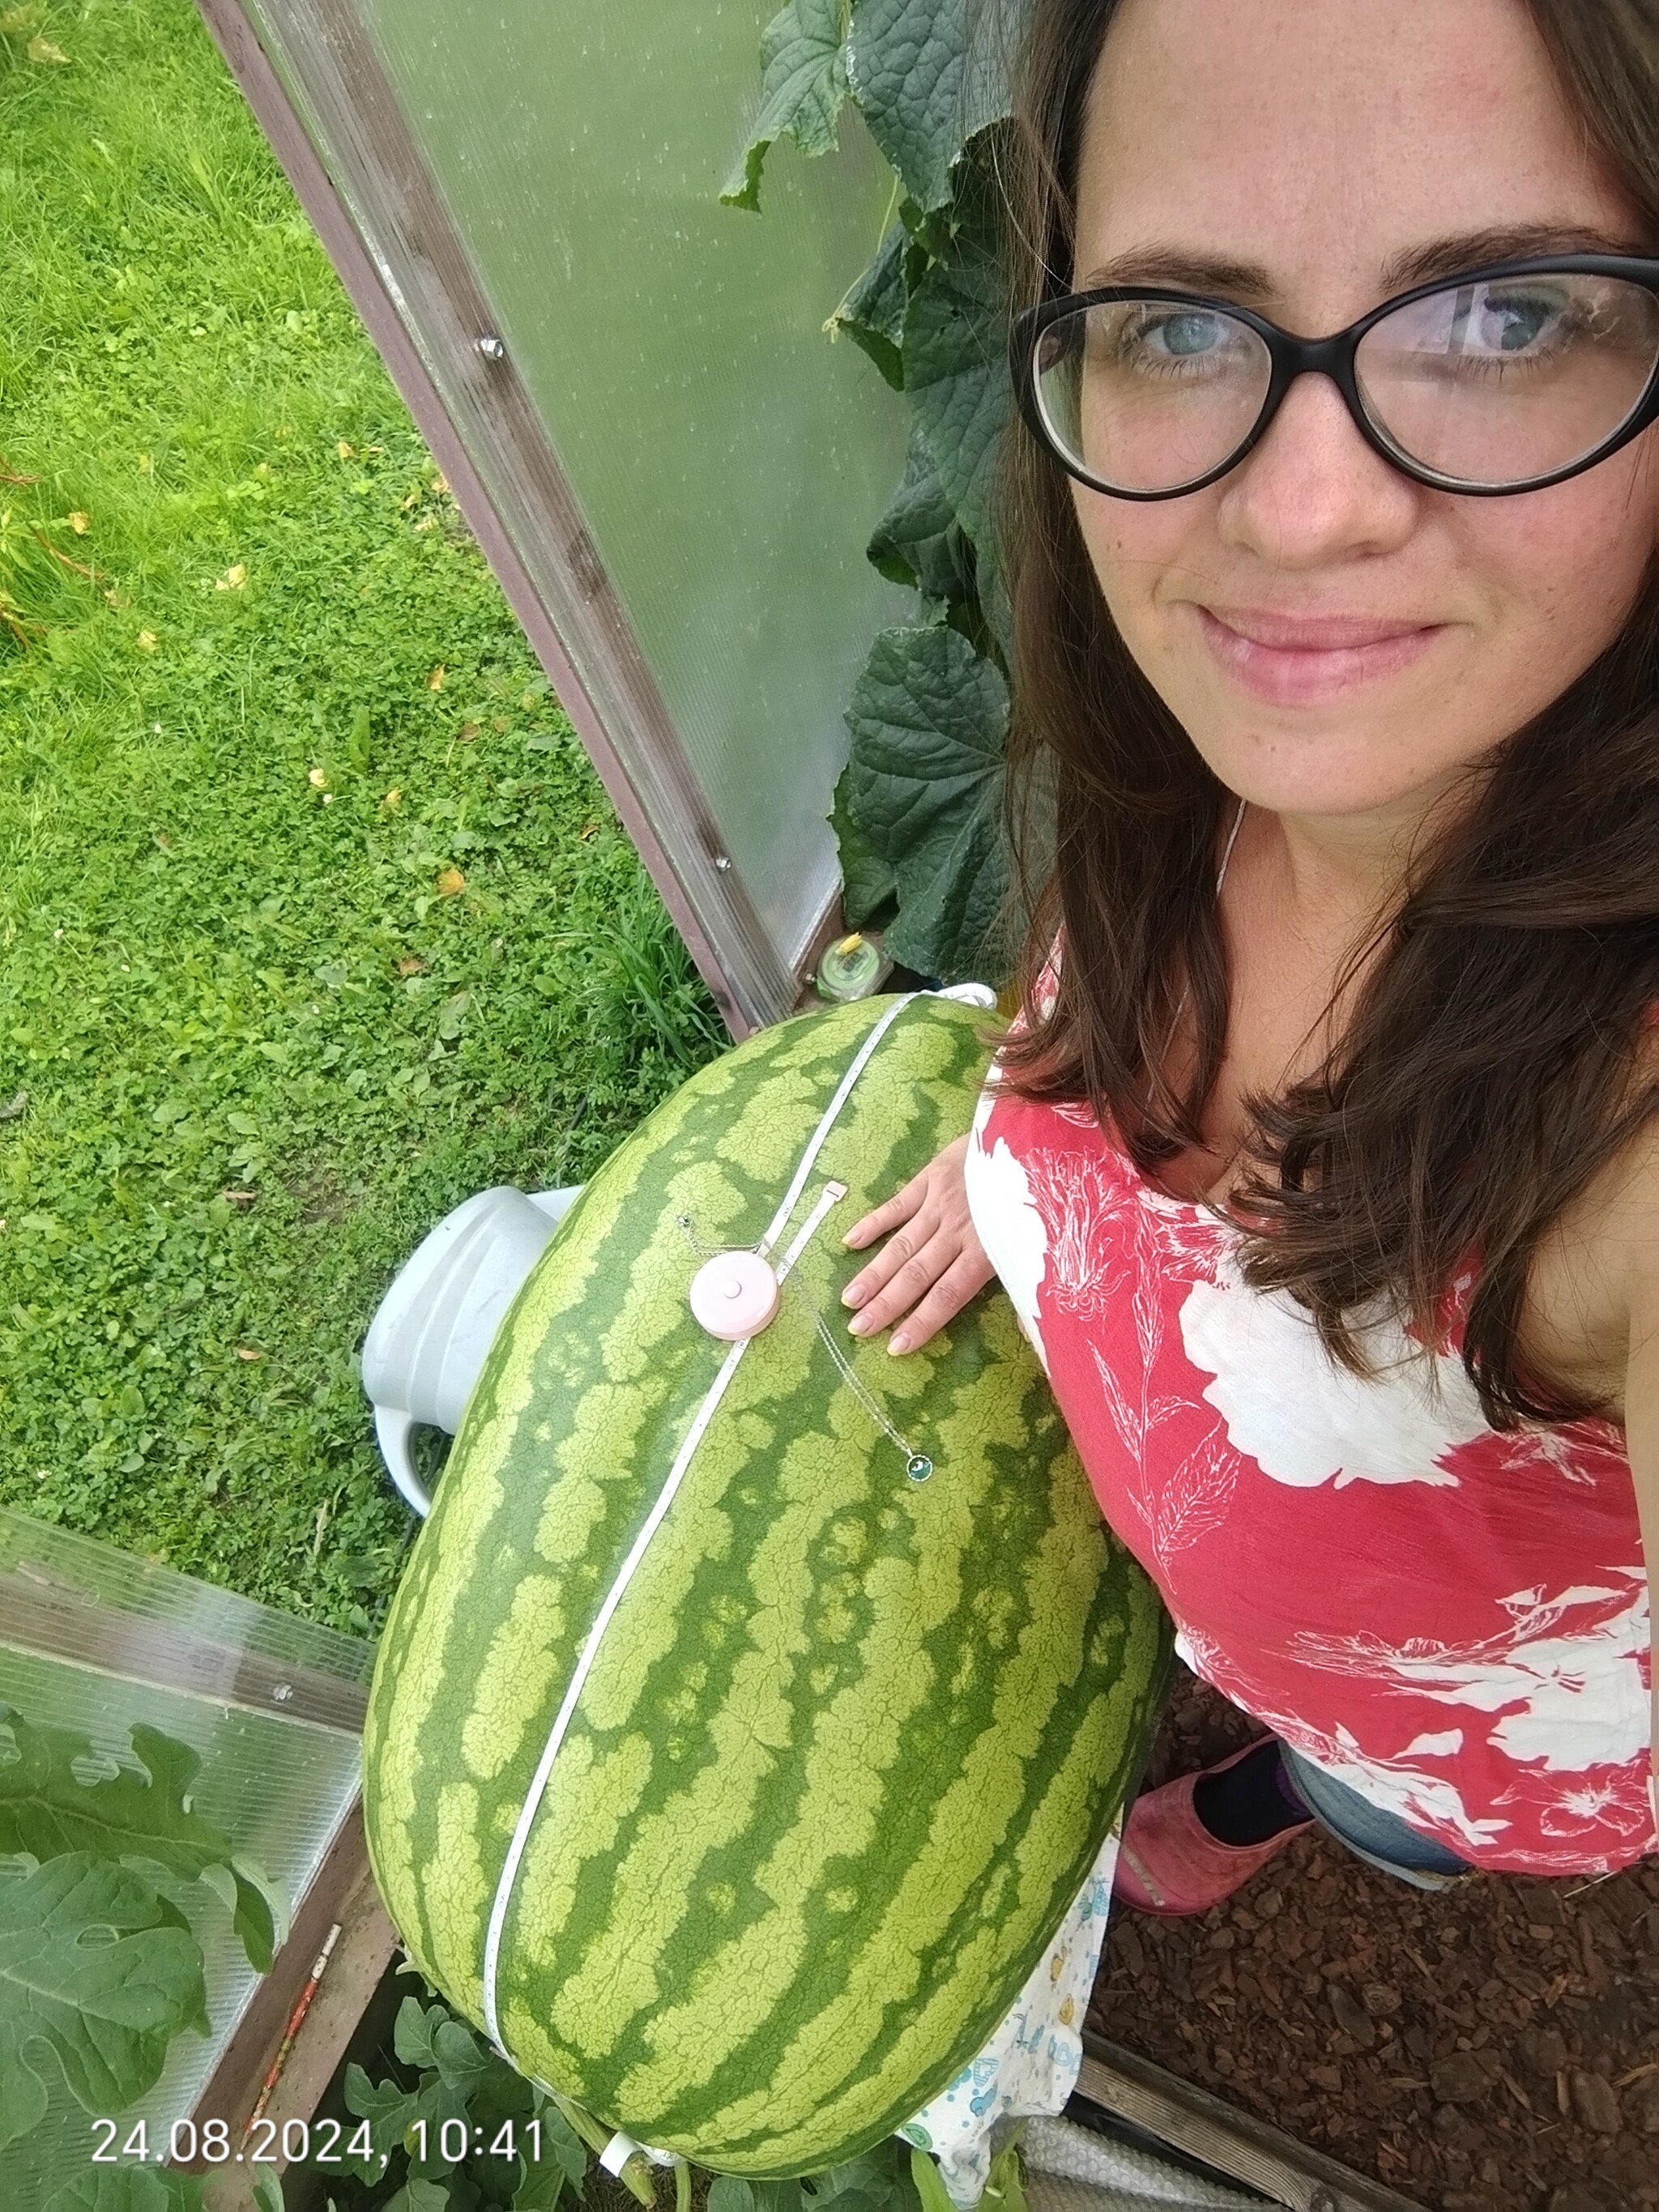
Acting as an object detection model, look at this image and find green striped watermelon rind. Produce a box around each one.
[364,994,1172,2175]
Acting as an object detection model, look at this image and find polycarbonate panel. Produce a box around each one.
[326,0,909,969]
[1,1509,369,2209]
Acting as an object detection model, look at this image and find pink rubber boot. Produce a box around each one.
[1115,1738,1312,1916]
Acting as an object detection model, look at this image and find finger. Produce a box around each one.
[842,1166,932,1250]
[845,1227,960,1336]
[888,1250,998,1356]
[842,1213,938,1311]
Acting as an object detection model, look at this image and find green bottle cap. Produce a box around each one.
[816,931,893,1003]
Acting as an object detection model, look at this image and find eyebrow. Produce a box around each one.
[1074,224,1645,303]
[1380,223,1646,288]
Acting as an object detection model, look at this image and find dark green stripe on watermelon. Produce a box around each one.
[363,995,1171,2173]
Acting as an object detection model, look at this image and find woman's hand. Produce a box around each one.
[840,1135,995,1355]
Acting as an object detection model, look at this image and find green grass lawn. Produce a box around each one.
[0,0,723,1630]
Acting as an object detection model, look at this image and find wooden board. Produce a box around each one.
[1077,2033,1426,2212]
[175,1796,400,2208]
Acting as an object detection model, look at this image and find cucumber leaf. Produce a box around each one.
[0,1705,283,1973]
[829,223,908,387]
[723,0,852,211]
[842,624,1009,980]
[903,239,1010,555]
[830,768,898,930]
[867,428,976,607]
[0,1853,207,2150]
[846,0,1011,211]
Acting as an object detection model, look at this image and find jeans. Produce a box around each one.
[1279,1745,1473,1890]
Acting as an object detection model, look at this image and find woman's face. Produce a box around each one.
[1070,0,1659,827]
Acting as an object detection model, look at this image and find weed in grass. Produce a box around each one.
[0,0,723,1628]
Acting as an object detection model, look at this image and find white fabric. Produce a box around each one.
[895,1822,1123,2206]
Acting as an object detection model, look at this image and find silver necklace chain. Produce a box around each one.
[676,1206,933,1483]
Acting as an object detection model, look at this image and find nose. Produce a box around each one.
[1215,369,1420,567]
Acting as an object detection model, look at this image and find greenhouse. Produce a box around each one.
[2,3,1656,2212]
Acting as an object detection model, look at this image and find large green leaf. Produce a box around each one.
[842,624,1009,980]
[512,2160,571,2212]
[386,2184,450,2212]
[0,1853,208,2150]
[903,238,1011,555]
[829,770,898,930]
[0,1706,282,1973]
[708,2184,799,2212]
[510,2097,588,2212]
[846,0,1012,211]
[44,2169,205,2212]
[979,530,1013,663]
[723,0,851,211]
[341,2059,420,2182]
[802,2148,913,2212]
[866,427,976,607]
[391,1993,449,2071]
[829,223,908,388]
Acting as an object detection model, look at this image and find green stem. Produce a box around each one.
[619,2156,659,2207]
[874,170,903,258]
[550,2093,612,2160]
[549,2098,659,2209]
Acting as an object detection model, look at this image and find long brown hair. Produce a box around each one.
[993,0,1659,1428]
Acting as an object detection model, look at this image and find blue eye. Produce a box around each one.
[1150,310,1230,357]
[1485,293,1558,352]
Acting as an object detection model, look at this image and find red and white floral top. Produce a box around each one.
[963,974,1656,1876]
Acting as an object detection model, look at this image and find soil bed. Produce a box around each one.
[1088,1670,1659,2212]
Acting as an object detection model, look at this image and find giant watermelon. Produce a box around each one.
[363,993,1169,2176]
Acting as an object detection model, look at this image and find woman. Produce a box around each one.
[842,0,1659,1908]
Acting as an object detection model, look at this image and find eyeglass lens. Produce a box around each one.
[1031,271,1659,493]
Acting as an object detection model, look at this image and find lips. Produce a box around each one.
[1193,604,1444,705]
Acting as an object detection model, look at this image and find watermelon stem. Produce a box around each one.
[550,2092,610,2158]
[619,2156,659,2206]
[554,2095,661,2208]
[675,2156,693,2212]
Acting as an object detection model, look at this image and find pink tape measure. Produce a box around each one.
[688,1249,781,1340]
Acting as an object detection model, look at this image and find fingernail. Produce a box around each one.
[848,1313,872,1336]
[889,1333,911,1357]
[842,1281,865,1308]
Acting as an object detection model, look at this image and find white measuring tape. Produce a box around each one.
[480,995,918,2056]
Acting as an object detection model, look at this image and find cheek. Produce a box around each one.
[1461,457,1658,700]
[1069,486,1206,637]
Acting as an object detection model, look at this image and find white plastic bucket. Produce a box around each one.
[360,1185,580,1515]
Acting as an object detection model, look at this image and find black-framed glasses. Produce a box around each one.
[1011,254,1659,500]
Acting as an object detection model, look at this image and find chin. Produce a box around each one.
[1188,722,1465,821]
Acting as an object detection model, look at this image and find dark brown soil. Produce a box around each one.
[1087,1670,1659,2212]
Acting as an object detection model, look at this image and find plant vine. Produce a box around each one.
[724,0,1020,985]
